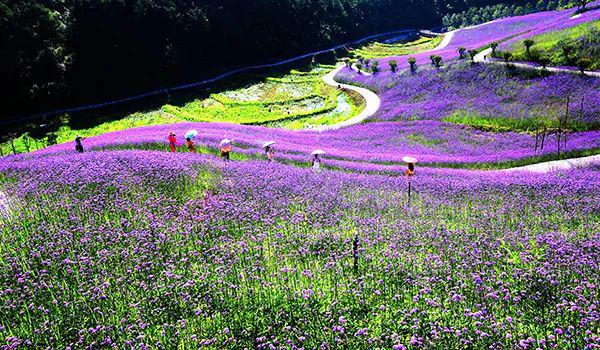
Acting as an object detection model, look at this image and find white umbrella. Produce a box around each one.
[402,156,418,163]
[220,139,232,148]
[311,150,326,155]
[185,129,198,139]
[262,141,276,148]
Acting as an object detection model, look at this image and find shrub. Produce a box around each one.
[577,57,591,74]
[389,60,398,73]
[372,60,380,74]
[468,49,478,62]
[490,42,499,57]
[407,57,417,71]
[523,39,535,56]
[432,55,443,68]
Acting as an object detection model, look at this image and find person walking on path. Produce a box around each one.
[311,150,326,173]
[168,132,177,152]
[186,137,196,153]
[220,139,232,161]
[262,141,276,162]
[75,135,85,153]
[311,154,321,173]
[266,146,275,162]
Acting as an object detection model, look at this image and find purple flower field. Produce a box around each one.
[0,151,599,349]
[22,120,600,168]
[335,63,600,127]
[356,5,599,74]
[499,3,600,50]
[1,4,600,350]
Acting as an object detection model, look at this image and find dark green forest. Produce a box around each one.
[2,0,527,124]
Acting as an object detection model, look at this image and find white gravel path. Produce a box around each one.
[315,64,381,131]
[474,47,600,77]
[502,154,600,173]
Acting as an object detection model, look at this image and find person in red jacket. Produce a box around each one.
[168,132,177,152]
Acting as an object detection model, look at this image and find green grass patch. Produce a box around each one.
[444,110,598,133]
[350,35,443,59]
[2,65,361,155]
[506,20,600,69]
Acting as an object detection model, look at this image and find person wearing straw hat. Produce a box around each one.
[220,139,232,161]
[168,132,177,152]
[311,150,325,173]
[186,137,196,153]
[262,141,276,162]
[74,135,85,153]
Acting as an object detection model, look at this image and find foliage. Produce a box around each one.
[0,67,360,155]
[350,35,442,59]
[505,21,600,69]
[442,0,570,30]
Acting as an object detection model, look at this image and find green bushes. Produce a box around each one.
[506,21,600,70]
[350,35,442,59]
[444,109,598,133]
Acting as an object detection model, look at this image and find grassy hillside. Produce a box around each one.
[506,20,600,69]
[0,65,361,155]
[350,35,443,59]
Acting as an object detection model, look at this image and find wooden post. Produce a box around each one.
[352,236,359,274]
[407,179,412,208]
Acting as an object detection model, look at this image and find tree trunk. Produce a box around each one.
[23,137,30,153]
[541,130,546,150]
[10,138,16,155]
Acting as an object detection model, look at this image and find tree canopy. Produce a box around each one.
[2,0,526,125]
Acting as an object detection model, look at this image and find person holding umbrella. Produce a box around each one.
[220,139,232,161]
[168,132,177,152]
[311,150,325,173]
[402,156,417,177]
[402,156,418,208]
[185,138,196,153]
[75,135,85,153]
[185,129,198,153]
[262,141,276,162]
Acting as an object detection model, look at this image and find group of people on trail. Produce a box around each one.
[166,131,324,171]
[73,130,324,170]
[73,131,417,177]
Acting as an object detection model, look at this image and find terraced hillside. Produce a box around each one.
[1,4,600,350]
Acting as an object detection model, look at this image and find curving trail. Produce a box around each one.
[502,154,600,173]
[433,31,454,50]
[319,31,454,131]
[474,47,600,77]
[317,64,381,131]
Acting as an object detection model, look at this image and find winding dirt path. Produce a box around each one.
[319,31,454,131]
[315,30,599,172]
[501,154,600,173]
[474,47,600,77]
[316,64,381,131]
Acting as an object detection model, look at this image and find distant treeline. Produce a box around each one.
[443,0,589,29]
[2,0,531,126]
